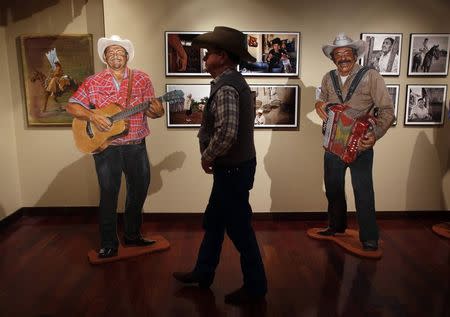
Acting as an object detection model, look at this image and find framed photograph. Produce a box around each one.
[405,85,447,125]
[361,33,402,76]
[19,34,94,126]
[166,84,208,127]
[165,32,208,76]
[386,84,400,125]
[239,32,300,77]
[252,85,299,127]
[165,84,300,128]
[408,33,450,76]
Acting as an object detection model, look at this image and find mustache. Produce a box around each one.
[338,59,352,65]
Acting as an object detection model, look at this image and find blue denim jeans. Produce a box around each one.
[194,158,267,296]
[93,141,150,249]
[324,149,379,242]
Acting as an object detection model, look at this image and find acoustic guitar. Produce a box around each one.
[72,90,184,154]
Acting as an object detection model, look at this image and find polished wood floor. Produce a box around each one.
[0,215,449,317]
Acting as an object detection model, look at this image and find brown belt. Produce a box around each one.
[113,139,143,146]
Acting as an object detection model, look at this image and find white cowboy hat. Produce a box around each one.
[97,35,134,64]
[322,33,367,59]
[192,26,256,63]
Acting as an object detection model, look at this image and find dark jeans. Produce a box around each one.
[194,158,267,296]
[93,141,150,249]
[324,149,379,242]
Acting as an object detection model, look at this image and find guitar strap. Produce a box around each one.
[125,69,134,107]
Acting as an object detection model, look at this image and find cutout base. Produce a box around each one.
[432,222,450,239]
[88,235,170,264]
[307,228,383,259]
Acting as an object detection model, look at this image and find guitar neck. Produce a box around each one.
[110,99,157,122]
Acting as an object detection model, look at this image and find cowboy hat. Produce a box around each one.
[322,33,367,59]
[192,26,256,63]
[97,35,134,64]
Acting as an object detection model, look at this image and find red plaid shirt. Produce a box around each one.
[69,67,155,145]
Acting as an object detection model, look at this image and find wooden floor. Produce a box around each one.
[0,215,449,317]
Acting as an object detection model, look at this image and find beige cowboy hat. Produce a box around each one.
[97,35,134,64]
[192,26,256,63]
[322,33,367,59]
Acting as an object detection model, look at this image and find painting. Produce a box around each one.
[404,85,447,125]
[239,32,300,77]
[361,33,402,76]
[19,34,94,126]
[166,84,300,128]
[407,33,450,76]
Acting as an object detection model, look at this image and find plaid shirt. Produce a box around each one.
[200,69,239,162]
[69,67,155,144]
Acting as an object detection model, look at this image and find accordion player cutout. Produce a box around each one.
[307,228,383,259]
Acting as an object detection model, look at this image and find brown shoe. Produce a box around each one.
[224,287,265,305]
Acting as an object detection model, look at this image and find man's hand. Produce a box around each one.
[91,113,112,132]
[201,158,213,174]
[145,97,165,119]
[315,101,328,121]
[358,132,376,151]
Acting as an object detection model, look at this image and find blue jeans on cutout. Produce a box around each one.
[324,149,379,242]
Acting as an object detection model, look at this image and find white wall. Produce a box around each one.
[0,26,21,218]
[1,0,449,219]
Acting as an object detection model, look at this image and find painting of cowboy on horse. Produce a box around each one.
[408,34,450,76]
[19,35,94,126]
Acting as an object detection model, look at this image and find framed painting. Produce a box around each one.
[19,34,94,126]
[239,32,300,77]
[404,84,447,125]
[386,84,400,125]
[407,33,450,76]
[165,32,208,76]
[166,84,300,128]
[361,33,402,76]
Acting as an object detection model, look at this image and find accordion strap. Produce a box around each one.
[329,66,370,104]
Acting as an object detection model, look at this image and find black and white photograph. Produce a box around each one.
[405,85,447,125]
[166,84,209,127]
[386,84,400,125]
[361,33,402,76]
[165,32,207,76]
[239,32,300,77]
[408,33,450,76]
[252,85,299,128]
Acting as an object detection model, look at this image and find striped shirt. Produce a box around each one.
[69,67,155,144]
[200,69,239,162]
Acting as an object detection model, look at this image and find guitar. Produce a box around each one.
[72,90,184,154]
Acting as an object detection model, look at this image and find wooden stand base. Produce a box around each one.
[307,228,383,259]
[431,222,450,239]
[88,235,170,264]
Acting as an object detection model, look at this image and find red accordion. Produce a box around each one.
[323,104,376,163]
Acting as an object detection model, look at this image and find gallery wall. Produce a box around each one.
[1,0,449,220]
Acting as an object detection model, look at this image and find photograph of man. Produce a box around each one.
[172,26,267,305]
[315,33,395,252]
[362,33,401,75]
[66,35,165,258]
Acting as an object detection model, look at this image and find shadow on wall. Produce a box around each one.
[264,84,326,212]
[36,150,187,208]
[0,0,87,26]
[406,127,450,211]
[0,204,5,219]
[434,118,450,209]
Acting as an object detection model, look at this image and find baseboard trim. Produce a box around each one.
[2,207,448,222]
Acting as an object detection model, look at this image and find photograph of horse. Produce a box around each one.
[408,34,450,76]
